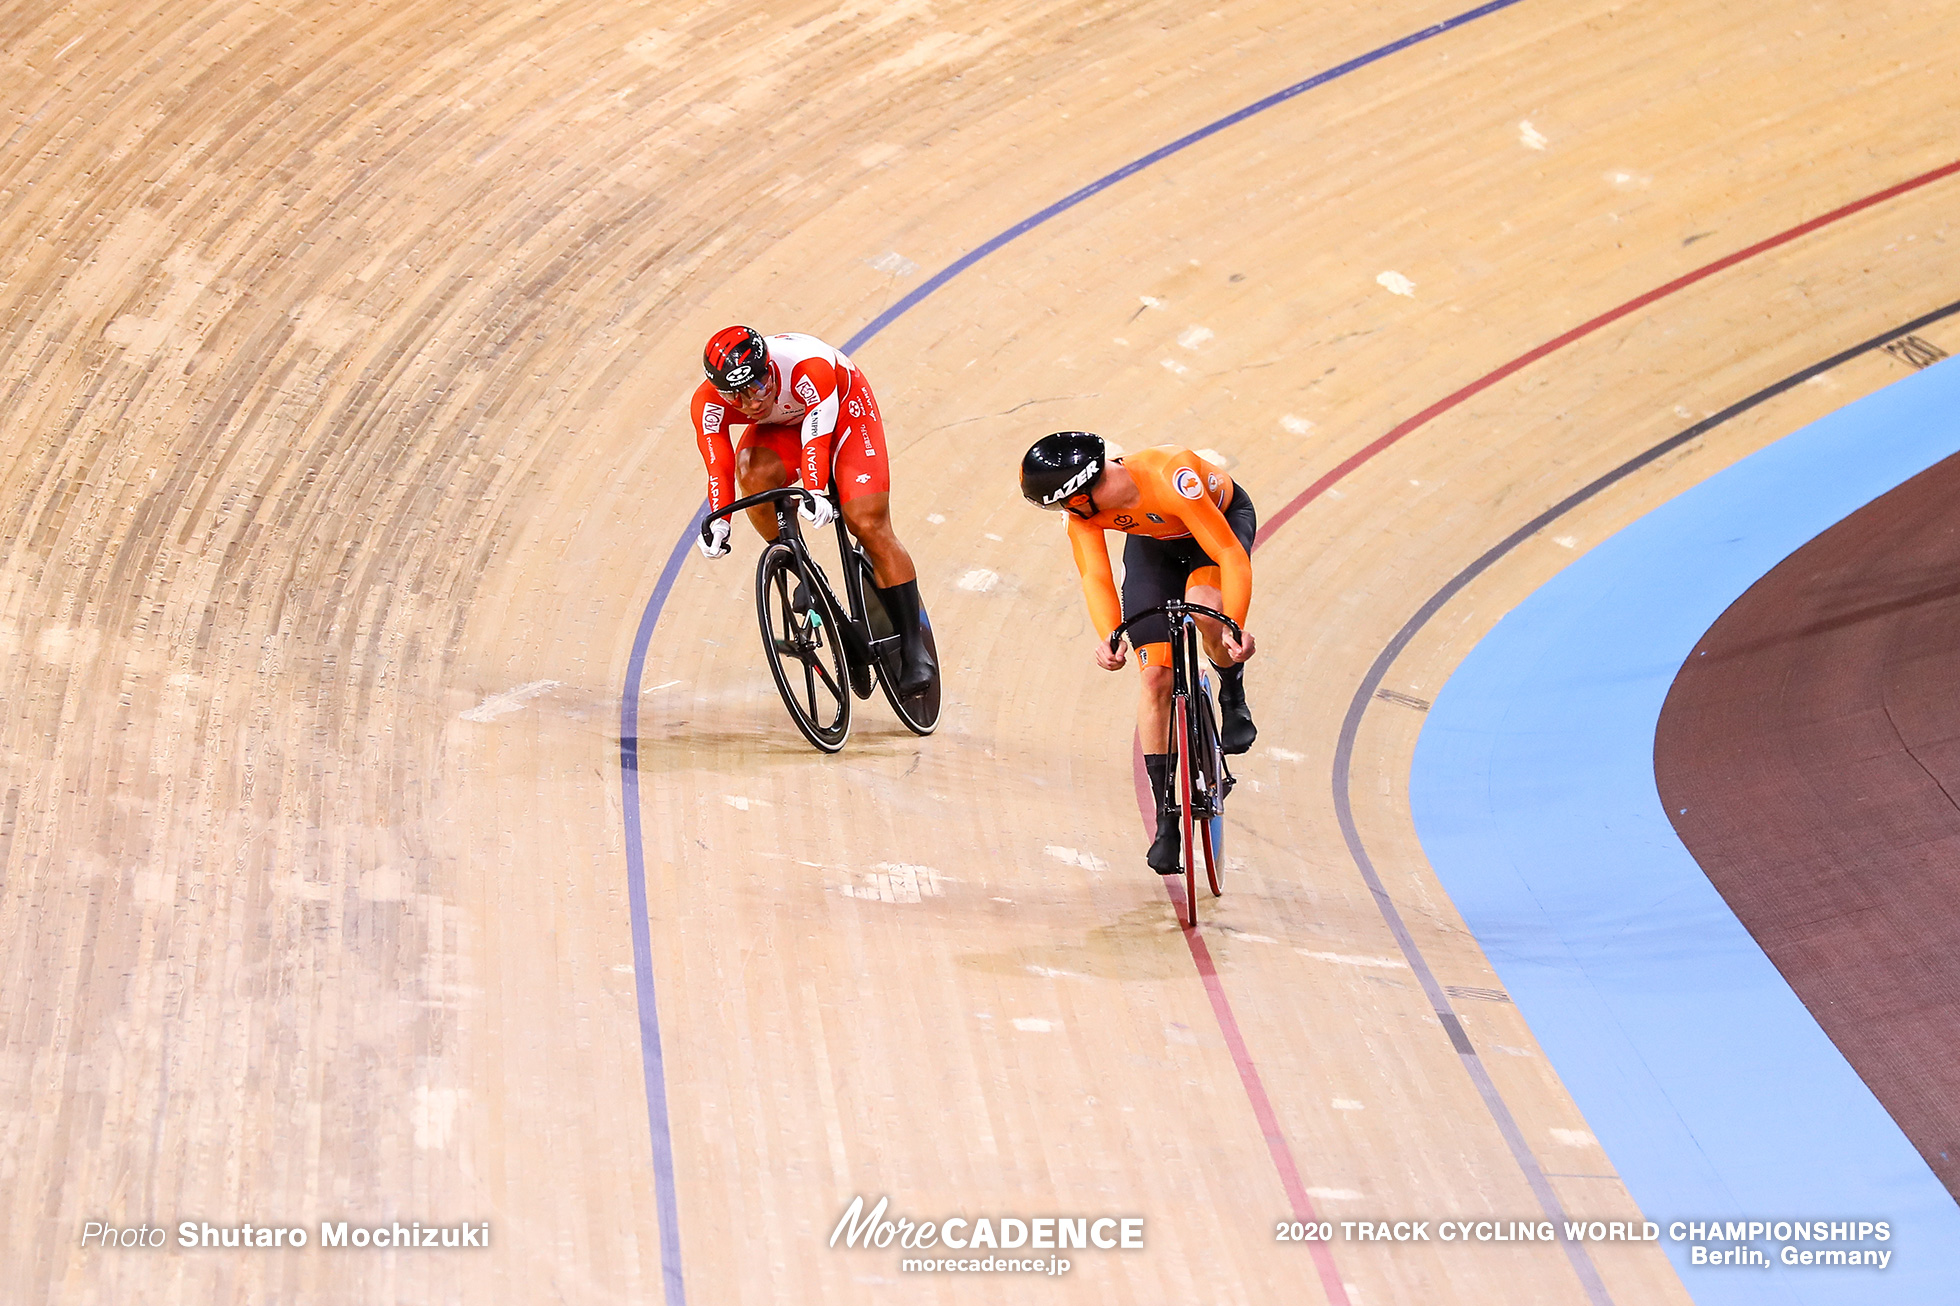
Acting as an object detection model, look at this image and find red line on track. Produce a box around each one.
[1129,154,1960,1306]
[1131,753,1351,1305]
[1255,155,1960,545]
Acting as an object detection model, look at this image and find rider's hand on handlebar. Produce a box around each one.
[698,517,732,560]
[1095,637,1128,672]
[799,492,837,530]
[1223,626,1256,663]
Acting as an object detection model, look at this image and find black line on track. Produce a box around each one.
[1329,295,1960,1287]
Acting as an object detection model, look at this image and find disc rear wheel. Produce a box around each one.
[756,542,851,752]
[853,552,941,735]
[1193,680,1225,898]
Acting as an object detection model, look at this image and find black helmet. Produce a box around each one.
[1021,431,1107,516]
[703,325,770,392]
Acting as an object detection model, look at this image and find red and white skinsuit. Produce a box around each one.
[690,332,891,519]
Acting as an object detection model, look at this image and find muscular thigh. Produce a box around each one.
[735,424,800,488]
[830,371,891,504]
[1120,535,1208,671]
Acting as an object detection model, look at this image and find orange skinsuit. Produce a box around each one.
[1065,446,1250,661]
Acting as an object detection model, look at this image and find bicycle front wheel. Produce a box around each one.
[1173,695,1200,928]
[756,542,852,753]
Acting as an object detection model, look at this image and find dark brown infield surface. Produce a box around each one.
[1655,444,1960,1201]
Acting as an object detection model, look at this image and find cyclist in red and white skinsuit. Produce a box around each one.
[691,325,936,694]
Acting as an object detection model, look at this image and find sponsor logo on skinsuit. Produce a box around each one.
[1173,467,1204,499]
[795,376,822,407]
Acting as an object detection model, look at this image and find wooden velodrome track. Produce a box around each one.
[5,0,1956,1301]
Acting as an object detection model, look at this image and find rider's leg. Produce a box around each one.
[1139,659,1182,873]
[1137,655,1172,752]
[1203,486,1260,753]
[828,383,935,694]
[1120,534,1188,871]
[840,492,916,586]
[735,443,791,541]
[843,492,937,695]
[737,439,820,617]
[1186,580,1235,664]
[1187,575,1255,755]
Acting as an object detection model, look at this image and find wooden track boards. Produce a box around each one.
[3,0,1955,1301]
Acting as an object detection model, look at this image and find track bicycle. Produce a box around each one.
[1110,600,1239,928]
[701,486,941,753]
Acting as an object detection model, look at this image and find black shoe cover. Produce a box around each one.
[898,640,937,696]
[1220,694,1257,755]
[1147,809,1182,874]
[876,579,938,696]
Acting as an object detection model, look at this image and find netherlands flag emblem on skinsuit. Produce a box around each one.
[1174,467,1204,499]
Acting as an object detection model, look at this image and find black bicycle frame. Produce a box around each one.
[1110,598,1241,801]
[703,487,884,667]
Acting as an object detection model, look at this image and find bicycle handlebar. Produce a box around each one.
[700,486,830,544]
[1108,601,1242,651]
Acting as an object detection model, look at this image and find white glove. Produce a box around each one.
[799,493,837,530]
[697,517,732,559]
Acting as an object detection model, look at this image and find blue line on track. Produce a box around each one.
[844,0,1529,355]
[619,503,706,1306]
[615,4,1533,1295]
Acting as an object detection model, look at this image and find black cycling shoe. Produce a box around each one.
[791,579,814,620]
[897,635,937,696]
[1147,808,1182,874]
[875,579,938,696]
[1219,685,1257,755]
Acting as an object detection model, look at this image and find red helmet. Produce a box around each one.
[703,325,770,392]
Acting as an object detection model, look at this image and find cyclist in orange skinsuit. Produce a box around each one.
[1021,431,1257,872]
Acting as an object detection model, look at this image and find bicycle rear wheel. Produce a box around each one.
[756,541,851,752]
[1192,677,1225,899]
[1172,695,1200,928]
